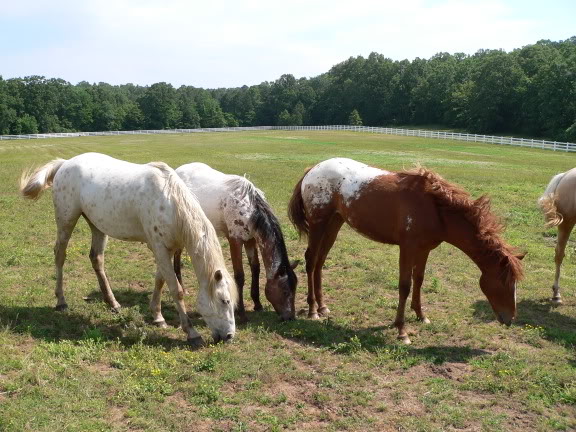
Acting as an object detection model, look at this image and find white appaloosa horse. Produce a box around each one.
[174,163,299,322]
[539,168,576,304]
[20,152,237,347]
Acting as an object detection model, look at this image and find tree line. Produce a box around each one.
[1,37,575,141]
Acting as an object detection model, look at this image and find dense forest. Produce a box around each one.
[1,37,575,141]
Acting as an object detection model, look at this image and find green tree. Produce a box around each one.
[277,109,292,126]
[18,114,39,134]
[138,82,179,129]
[348,109,363,125]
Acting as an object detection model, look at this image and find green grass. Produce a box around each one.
[1,131,575,431]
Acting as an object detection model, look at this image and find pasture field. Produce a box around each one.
[1,131,575,431]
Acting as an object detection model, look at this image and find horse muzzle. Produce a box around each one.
[496,311,514,327]
[213,332,234,344]
[280,310,296,321]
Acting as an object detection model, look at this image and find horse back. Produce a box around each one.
[176,163,256,239]
[52,153,175,244]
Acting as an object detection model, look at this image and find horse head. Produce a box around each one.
[196,269,237,343]
[265,260,299,321]
[479,252,525,326]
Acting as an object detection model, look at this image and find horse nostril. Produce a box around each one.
[225,333,234,341]
[281,311,296,321]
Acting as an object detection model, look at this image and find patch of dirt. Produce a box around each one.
[428,361,473,381]
[87,362,117,376]
[107,405,129,430]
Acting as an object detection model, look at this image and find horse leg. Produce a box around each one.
[313,215,344,317]
[150,269,168,328]
[304,224,327,319]
[552,222,575,303]
[154,246,204,347]
[229,237,247,323]
[394,247,414,344]
[53,214,80,311]
[86,219,121,311]
[245,238,262,311]
[173,249,189,295]
[410,250,431,324]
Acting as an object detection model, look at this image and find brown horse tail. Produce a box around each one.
[288,168,311,238]
[20,158,67,200]
[539,194,563,227]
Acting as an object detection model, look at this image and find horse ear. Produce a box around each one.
[516,252,527,261]
[214,270,222,282]
[290,260,300,270]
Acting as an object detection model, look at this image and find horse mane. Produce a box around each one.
[147,162,238,306]
[226,176,295,277]
[398,166,524,283]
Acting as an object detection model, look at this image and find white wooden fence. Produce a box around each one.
[1,125,575,152]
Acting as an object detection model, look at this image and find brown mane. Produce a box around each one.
[397,166,524,283]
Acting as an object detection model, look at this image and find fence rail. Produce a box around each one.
[1,125,575,152]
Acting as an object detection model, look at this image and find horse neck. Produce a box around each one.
[442,212,500,275]
[254,231,284,279]
[186,246,212,289]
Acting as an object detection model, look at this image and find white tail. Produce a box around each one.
[538,172,566,227]
[20,159,66,200]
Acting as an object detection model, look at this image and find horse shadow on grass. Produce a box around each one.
[472,298,576,350]
[0,287,498,364]
[0,288,209,350]
[242,308,491,366]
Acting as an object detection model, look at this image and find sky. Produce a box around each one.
[0,0,574,89]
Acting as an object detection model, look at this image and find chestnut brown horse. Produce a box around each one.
[288,158,524,344]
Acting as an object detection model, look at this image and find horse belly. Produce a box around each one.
[83,203,146,242]
[344,188,436,246]
[79,182,147,242]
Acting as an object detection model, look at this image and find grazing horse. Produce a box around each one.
[174,163,299,322]
[538,168,576,303]
[20,153,237,347]
[288,158,524,344]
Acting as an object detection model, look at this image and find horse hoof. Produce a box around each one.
[318,306,330,316]
[551,297,563,304]
[419,317,431,324]
[187,336,205,349]
[308,312,320,319]
[111,306,121,313]
[253,304,263,312]
[398,335,412,345]
[154,320,169,329]
[55,303,68,312]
